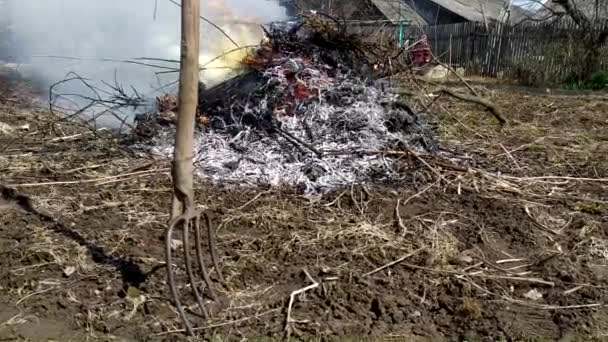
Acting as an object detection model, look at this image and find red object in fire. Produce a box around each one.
[242,45,276,70]
[410,34,432,67]
[198,115,210,126]
[293,82,311,100]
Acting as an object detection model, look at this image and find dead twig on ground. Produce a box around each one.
[394,181,440,235]
[500,175,608,183]
[403,147,446,181]
[6,168,169,188]
[349,182,365,216]
[395,261,554,287]
[232,189,272,211]
[439,88,507,125]
[79,201,123,214]
[496,137,545,157]
[499,143,521,169]
[49,129,110,143]
[524,205,567,235]
[394,198,407,234]
[496,258,527,264]
[502,298,604,310]
[563,286,586,295]
[363,247,426,277]
[435,60,480,97]
[285,269,319,336]
[472,274,555,287]
[404,181,440,206]
[15,286,57,306]
[61,164,103,174]
[156,308,281,335]
[324,191,347,207]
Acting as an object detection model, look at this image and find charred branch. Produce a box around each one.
[439,88,507,126]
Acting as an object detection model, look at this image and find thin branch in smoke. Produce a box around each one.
[31,55,180,71]
[154,45,259,75]
[49,71,147,134]
[166,0,241,48]
[135,57,181,64]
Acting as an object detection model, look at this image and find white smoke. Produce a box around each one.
[5,0,286,126]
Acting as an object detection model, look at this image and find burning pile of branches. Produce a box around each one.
[134,14,437,193]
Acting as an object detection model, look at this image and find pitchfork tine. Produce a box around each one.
[165,217,195,337]
[193,211,217,300]
[203,211,225,284]
[165,198,224,335]
[182,214,210,318]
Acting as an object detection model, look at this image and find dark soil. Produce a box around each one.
[0,73,607,341]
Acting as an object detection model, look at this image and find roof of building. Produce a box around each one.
[369,0,427,25]
[428,0,530,23]
[370,0,531,25]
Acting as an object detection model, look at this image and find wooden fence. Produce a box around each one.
[423,20,608,80]
[348,19,608,82]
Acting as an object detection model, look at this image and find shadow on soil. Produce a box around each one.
[1,183,156,290]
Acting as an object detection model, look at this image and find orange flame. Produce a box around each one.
[197,1,269,86]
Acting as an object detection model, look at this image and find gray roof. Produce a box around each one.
[370,0,531,25]
[427,0,527,22]
[369,0,427,25]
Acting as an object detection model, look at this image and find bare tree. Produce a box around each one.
[520,0,607,80]
[555,0,607,78]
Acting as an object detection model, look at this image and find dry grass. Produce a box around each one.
[1,76,608,340]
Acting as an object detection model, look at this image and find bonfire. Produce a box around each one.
[133,13,437,194]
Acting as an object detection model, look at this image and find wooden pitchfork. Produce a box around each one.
[165,0,223,337]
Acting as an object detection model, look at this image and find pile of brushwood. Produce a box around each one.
[133,13,438,193]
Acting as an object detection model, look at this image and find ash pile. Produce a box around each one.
[133,14,437,194]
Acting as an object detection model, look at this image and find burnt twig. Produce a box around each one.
[274,124,323,158]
